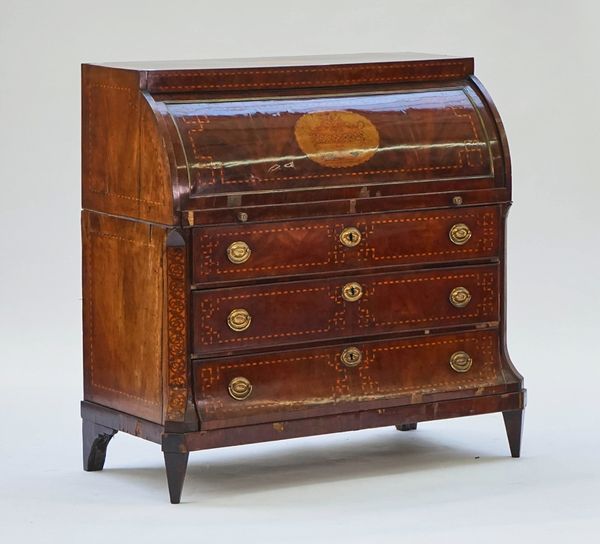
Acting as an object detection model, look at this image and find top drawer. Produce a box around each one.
[192,206,500,284]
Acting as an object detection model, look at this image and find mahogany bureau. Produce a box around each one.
[80,53,526,503]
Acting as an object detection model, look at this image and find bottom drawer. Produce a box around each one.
[193,330,507,429]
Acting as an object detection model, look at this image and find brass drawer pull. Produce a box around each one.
[228,376,252,400]
[449,351,473,373]
[449,223,472,245]
[342,281,363,302]
[227,241,251,264]
[449,286,471,308]
[340,227,362,247]
[227,308,251,331]
[341,346,362,367]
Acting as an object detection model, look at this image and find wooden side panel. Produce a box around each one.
[81,65,174,224]
[82,211,166,422]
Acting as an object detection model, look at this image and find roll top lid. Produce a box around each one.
[165,85,499,196]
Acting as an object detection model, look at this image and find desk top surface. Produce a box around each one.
[92,52,471,71]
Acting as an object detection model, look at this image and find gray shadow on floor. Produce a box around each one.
[102,423,512,502]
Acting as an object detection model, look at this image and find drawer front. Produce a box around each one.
[193,330,505,429]
[192,264,498,355]
[192,206,500,284]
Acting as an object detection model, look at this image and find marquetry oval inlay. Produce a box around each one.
[294,110,380,168]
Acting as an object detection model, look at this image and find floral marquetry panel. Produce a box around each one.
[166,243,189,422]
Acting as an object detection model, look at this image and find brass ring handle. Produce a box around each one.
[342,282,363,302]
[449,286,471,308]
[341,346,363,367]
[449,223,472,245]
[449,351,473,373]
[227,308,252,332]
[227,241,251,264]
[228,376,252,400]
[340,227,362,248]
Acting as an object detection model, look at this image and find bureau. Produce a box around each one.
[80,53,526,503]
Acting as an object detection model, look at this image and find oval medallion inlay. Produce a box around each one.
[294,110,380,168]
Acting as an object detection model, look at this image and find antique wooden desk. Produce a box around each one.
[81,53,525,503]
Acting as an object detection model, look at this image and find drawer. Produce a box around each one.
[192,206,500,284]
[192,264,498,355]
[193,330,506,429]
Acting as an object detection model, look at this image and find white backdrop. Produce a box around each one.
[1,1,599,541]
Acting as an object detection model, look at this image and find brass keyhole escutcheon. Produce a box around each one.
[449,286,471,308]
[449,351,473,373]
[449,223,472,245]
[340,227,362,248]
[227,241,251,264]
[342,282,363,302]
[228,376,252,400]
[227,308,252,332]
[341,346,363,367]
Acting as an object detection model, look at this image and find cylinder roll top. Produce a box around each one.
[82,54,509,224]
[165,84,501,196]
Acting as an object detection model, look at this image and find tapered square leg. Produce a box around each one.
[164,452,189,504]
[502,409,524,458]
[82,419,117,471]
[396,423,418,431]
